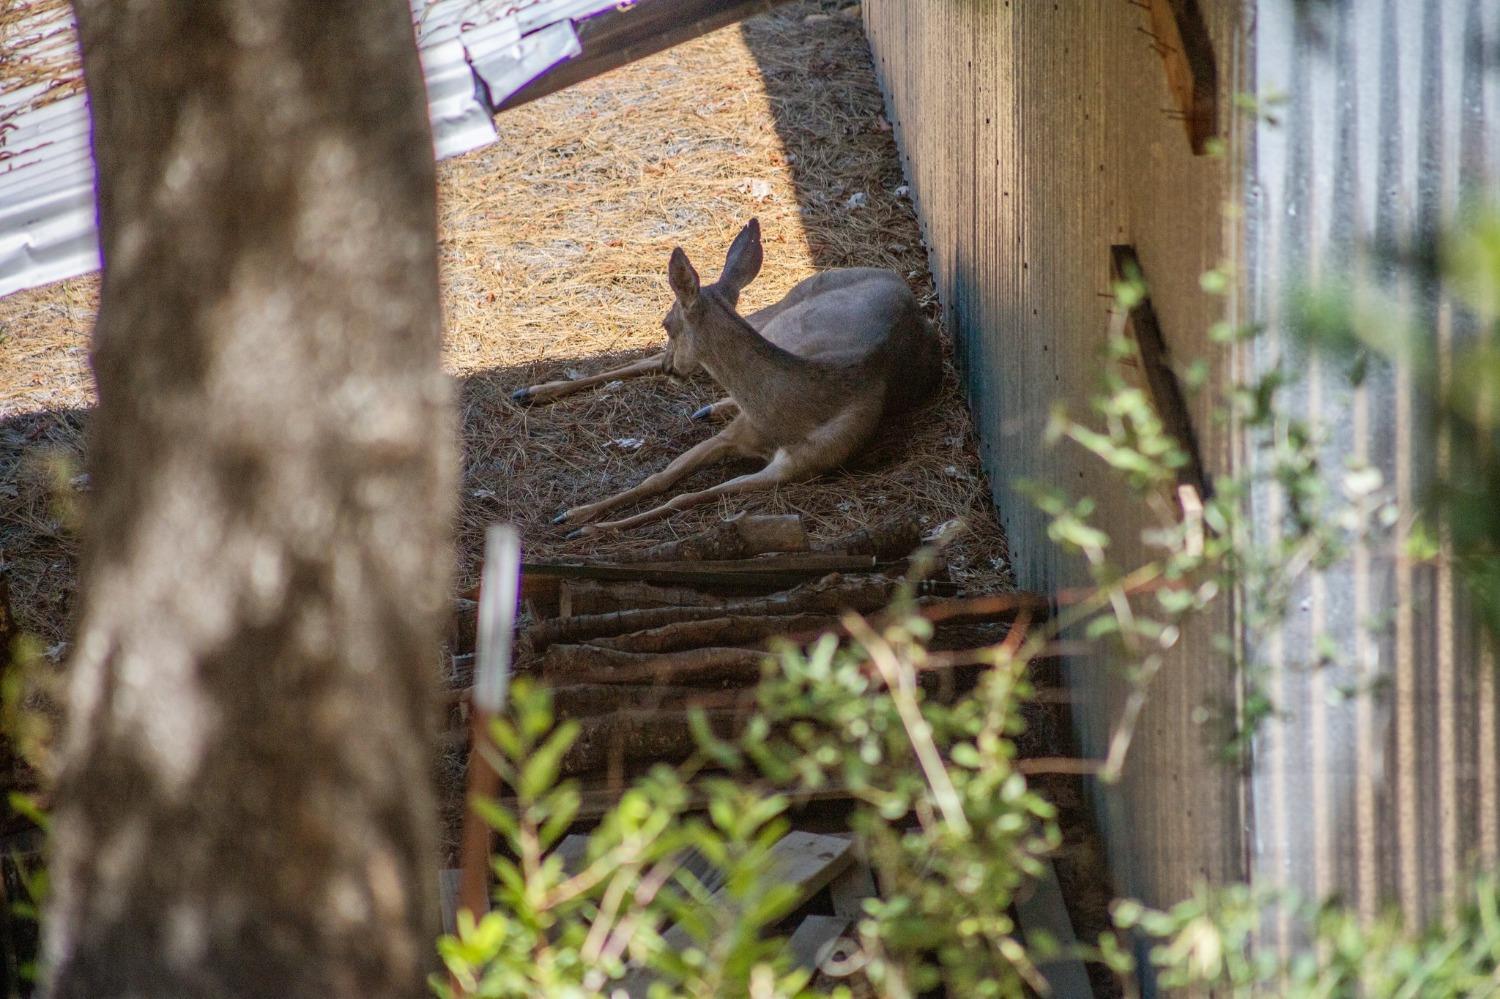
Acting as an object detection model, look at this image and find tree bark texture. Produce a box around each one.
[46,2,452,996]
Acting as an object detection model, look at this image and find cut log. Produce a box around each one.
[549,684,706,718]
[560,707,741,776]
[585,614,838,654]
[815,516,924,561]
[528,573,901,650]
[460,552,919,610]
[638,513,809,562]
[558,579,725,617]
[524,553,881,591]
[539,645,770,686]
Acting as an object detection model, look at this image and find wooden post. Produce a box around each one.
[452,526,521,994]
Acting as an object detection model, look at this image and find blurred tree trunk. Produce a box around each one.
[44,1,453,996]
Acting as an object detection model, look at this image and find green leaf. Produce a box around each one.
[470,795,519,840]
[519,720,581,800]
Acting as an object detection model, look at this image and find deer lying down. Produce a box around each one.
[539,218,942,537]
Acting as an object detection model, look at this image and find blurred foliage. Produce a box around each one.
[437,602,1058,997]
[433,678,818,999]
[1038,258,1397,763]
[1292,203,1500,637]
[1116,877,1500,996]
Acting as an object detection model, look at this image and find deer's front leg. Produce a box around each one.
[512,352,666,405]
[570,448,805,537]
[689,397,739,423]
[554,420,762,529]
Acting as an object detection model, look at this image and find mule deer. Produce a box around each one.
[542,219,942,536]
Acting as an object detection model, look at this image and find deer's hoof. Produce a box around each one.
[551,510,570,525]
[690,404,713,422]
[511,387,534,404]
[565,526,593,541]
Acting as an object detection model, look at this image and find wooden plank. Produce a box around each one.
[785,914,852,972]
[498,0,789,112]
[557,834,728,900]
[1014,856,1094,999]
[620,831,855,997]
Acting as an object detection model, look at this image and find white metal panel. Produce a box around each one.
[463,19,582,107]
[0,94,99,297]
[421,37,502,160]
[0,0,623,299]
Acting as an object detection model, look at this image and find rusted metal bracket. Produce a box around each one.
[1145,0,1217,154]
[1110,245,1214,500]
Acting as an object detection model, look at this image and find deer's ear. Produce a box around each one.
[668,247,700,307]
[719,218,763,294]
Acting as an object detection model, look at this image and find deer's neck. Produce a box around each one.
[696,292,816,408]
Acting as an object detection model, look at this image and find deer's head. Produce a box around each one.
[660,218,764,377]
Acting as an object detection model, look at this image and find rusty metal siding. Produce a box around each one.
[1247,0,1500,931]
[863,0,1248,912]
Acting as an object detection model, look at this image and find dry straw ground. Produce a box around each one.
[0,0,1011,652]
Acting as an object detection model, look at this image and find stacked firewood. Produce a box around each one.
[443,513,1046,805]
[437,517,1094,997]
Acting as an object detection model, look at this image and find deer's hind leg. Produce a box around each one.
[513,352,666,405]
[555,415,769,528]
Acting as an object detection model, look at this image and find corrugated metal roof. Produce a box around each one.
[0,0,623,300]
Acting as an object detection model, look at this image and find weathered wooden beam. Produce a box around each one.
[497,0,791,113]
[638,514,809,562]
[537,644,769,686]
[584,613,838,654]
[528,573,903,650]
[785,915,853,974]
[1110,244,1214,501]
[561,707,740,776]
[558,579,726,617]
[1145,0,1217,154]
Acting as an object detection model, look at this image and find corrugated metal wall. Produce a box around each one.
[868,0,1500,959]
[863,0,1248,911]
[1247,0,1500,936]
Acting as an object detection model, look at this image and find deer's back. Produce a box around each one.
[749,268,940,414]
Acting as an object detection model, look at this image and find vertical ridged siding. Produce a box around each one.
[1248,0,1500,928]
[867,0,1500,961]
[863,0,1248,914]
